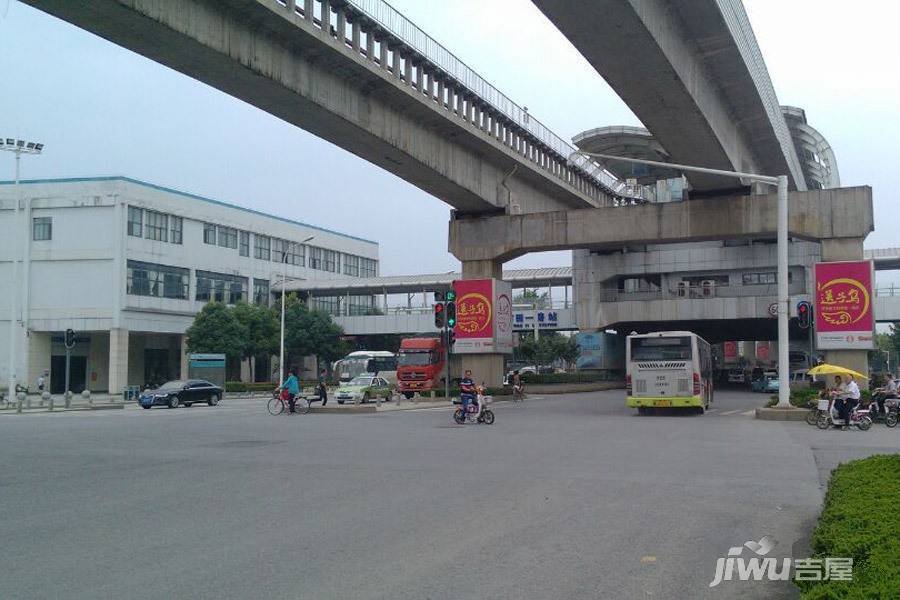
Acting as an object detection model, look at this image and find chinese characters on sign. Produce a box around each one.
[452,279,512,354]
[512,311,559,329]
[814,261,875,350]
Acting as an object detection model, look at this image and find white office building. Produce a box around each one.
[0,176,378,395]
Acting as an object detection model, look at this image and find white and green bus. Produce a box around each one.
[626,331,713,414]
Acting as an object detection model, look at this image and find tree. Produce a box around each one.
[513,288,550,309]
[282,300,347,374]
[552,335,581,370]
[185,302,247,364]
[232,302,279,382]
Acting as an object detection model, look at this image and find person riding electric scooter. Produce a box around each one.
[460,370,476,416]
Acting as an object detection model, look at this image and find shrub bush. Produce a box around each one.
[520,371,620,384]
[797,454,900,599]
[225,381,276,393]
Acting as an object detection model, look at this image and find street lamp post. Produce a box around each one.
[575,151,792,408]
[278,235,314,385]
[2,138,43,403]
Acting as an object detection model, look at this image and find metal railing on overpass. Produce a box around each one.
[277,0,646,202]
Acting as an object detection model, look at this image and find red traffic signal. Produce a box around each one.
[797,301,812,329]
[434,302,445,328]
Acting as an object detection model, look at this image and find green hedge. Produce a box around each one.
[797,454,900,599]
[520,371,620,384]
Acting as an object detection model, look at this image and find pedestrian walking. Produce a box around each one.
[318,369,328,406]
[36,371,46,393]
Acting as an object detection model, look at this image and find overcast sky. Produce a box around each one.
[1,0,897,278]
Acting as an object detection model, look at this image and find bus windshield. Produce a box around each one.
[631,336,692,361]
[398,352,435,367]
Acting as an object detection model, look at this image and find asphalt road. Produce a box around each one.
[1,389,897,599]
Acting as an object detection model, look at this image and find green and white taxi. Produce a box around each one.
[335,376,393,404]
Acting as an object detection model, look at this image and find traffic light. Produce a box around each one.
[797,301,812,329]
[434,291,444,303]
[446,299,456,328]
[64,328,76,348]
[447,325,456,347]
[445,289,456,302]
[434,301,445,328]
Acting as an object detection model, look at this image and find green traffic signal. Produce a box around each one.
[446,289,456,302]
[446,301,456,327]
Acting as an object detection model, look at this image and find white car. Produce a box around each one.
[727,369,745,384]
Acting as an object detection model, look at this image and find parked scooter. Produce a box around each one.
[816,396,872,431]
[869,390,899,427]
[453,385,495,425]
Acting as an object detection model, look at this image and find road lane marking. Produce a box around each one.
[741,410,756,416]
[721,410,741,415]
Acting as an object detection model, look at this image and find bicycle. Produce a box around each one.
[267,390,311,415]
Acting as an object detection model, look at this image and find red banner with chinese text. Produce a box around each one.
[454,279,494,340]
[814,261,874,349]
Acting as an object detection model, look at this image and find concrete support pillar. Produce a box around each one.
[389,46,400,78]
[351,19,361,53]
[414,63,423,93]
[459,259,505,388]
[379,39,389,70]
[452,89,462,116]
[285,0,296,14]
[304,0,313,21]
[336,8,346,43]
[819,237,869,386]
[437,79,445,107]
[320,0,331,35]
[108,328,129,396]
[365,28,374,59]
[402,55,411,85]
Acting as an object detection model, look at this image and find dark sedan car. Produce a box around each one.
[139,379,223,409]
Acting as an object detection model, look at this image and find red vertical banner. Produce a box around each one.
[814,261,875,349]
[453,279,495,353]
[723,341,737,361]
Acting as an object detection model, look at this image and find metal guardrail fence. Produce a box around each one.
[345,0,631,197]
[278,0,645,200]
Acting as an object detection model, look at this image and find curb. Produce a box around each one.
[755,407,809,421]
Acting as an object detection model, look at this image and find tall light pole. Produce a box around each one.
[2,138,43,401]
[574,151,792,408]
[279,235,314,384]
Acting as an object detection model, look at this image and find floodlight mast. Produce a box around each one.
[573,151,791,409]
[2,138,44,402]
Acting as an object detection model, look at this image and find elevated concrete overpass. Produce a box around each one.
[24,0,642,214]
[534,0,806,193]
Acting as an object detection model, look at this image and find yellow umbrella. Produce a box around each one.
[807,363,869,380]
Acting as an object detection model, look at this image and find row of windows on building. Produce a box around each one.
[126,260,270,305]
[127,206,377,278]
[126,260,378,315]
[617,270,795,292]
[201,222,376,277]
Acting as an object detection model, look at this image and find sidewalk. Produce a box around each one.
[0,393,125,415]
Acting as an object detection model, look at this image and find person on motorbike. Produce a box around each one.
[830,376,847,428]
[843,376,860,430]
[512,370,524,399]
[280,367,301,413]
[460,370,476,417]
[876,374,899,416]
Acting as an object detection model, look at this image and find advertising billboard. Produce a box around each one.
[814,260,875,350]
[453,279,513,354]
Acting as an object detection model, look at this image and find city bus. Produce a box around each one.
[333,351,398,384]
[626,331,713,414]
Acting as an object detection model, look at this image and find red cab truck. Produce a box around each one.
[397,337,457,398]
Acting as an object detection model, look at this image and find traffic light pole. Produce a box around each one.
[444,325,450,402]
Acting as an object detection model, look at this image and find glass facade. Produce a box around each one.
[360,257,377,278]
[170,216,183,244]
[218,226,238,249]
[239,231,250,257]
[343,254,360,277]
[203,222,217,245]
[196,271,248,304]
[126,260,189,299]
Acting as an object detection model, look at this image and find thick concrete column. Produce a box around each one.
[335,7,346,43]
[351,19,360,53]
[108,328,129,395]
[365,27,374,58]
[819,237,869,386]
[458,259,505,388]
[304,0,313,21]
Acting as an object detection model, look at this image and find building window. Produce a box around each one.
[348,295,376,315]
[126,260,189,299]
[308,246,323,270]
[323,249,338,273]
[254,235,271,261]
[218,226,238,249]
[170,216,183,244]
[145,211,168,242]
[360,257,377,278]
[272,238,285,263]
[618,275,660,293]
[127,207,143,237]
[196,270,248,304]
[239,231,250,257]
[742,271,792,285]
[312,295,340,315]
[343,254,360,277]
[294,243,306,267]
[253,279,270,306]
[32,217,52,241]
[203,223,217,245]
